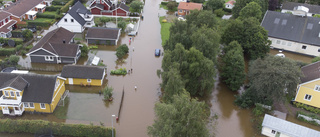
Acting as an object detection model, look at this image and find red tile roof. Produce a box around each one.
[0,20,17,34]
[226,0,236,5]
[178,2,202,11]
[4,0,44,17]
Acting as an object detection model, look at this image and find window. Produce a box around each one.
[4,91,9,96]
[276,40,281,44]
[281,41,286,45]
[179,10,182,13]
[54,80,60,91]
[318,49,320,52]
[10,91,14,97]
[271,130,276,134]
[305,94,312,101]
[16,92,20,97]
[302,45,307,49]
[40,103,46,109]
[287,42,292,46]
[24,102,29,108]
[71,19,74,23]
[64,18,67,22]
[3,107,8,110]
[45,56,54,61]
[87,79,91,82]
[96,0,100,4]
[29,103,34,108]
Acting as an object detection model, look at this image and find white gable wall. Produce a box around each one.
[261,127,290,137]
[269,37,320,57]
[57,13,84,33]
[281,9,313,16]
[225,4,234,9]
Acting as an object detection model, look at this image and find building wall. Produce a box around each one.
[281,9,312,16]
[57,13,84,33]
[91,8,101,15]
[269,37,320,57]
[177,9,186,16]
[261,127,290,137]
[30,55,57,63]
[61,57,76,64]
[295,80,320,108]
[65,78,102,86]
[87,39,116,45]
[1,87,23,99]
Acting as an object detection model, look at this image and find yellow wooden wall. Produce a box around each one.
[1,87,23,99]
[295,80,320,108]
[65,78,102,86]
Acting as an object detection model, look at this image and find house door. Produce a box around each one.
[68,78,73,85]
[276,132,281,137]
[2,106,9,114]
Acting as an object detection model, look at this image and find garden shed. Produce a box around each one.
[85,27,121,45]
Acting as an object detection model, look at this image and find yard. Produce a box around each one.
[159,16,172,45]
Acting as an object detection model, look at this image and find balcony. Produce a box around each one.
[84,15,93,22]
[0,95,22,106]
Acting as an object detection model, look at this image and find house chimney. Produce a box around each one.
[63,39,66,43]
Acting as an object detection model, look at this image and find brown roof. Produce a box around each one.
[178,2,202,11]
[0,11,11,20]
[86,27,120,40]
[28,27,79,57]
[300,61,320,83]
[0,20,17,34]
[4,0,44,17]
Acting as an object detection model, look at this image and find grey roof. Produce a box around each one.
[4,0,43,17]
[262,114,320,137]
[90,3,105,10]
[66,1,91,26]
[86,27,120,40]
[61,65,105,79]
[282,2,320,14]
[118,3,129,12]
[0,75,29,91]
[300,61,320,83]
[0,73,58,103]
[261,10,320,47]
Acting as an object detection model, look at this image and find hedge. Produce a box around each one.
[52,0,70,5]
[110,68,127,75]
[0,119,114,137]
[293,102,320,114]
[46,6,63,11]
[0,38,23,46]
[61,0,75,13]
[0,48,16,56]
[27,21,52,27]
[36,13,56,19]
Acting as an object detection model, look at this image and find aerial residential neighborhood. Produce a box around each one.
[0,0,320,136]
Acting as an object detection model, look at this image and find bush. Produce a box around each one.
[214,8,225,17]
[0,119,113,137]
[20,50,27,56]
[160,2,168,5]
[52,0,69,5]
[11,30,23,38]
[8,55,19,65]
[0,48,15,56]
[0,38,24,46]
[15,45,23,51]
[25,45,34,51]
[22,29,33,41]
[80,45,89,57]
[110,68,127,75]
[253,104,266,116]
[117,21,126,32]
[312,56,320,63]
[36,13,56,19]
[27,21,52,27]
[313,14,320,18]
[116,44,129,59]
[103,86,113,101]
[167,1,177,11]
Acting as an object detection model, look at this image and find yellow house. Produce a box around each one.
[0,73,66,115]
[295,61,320,108]
[61,65,106,86]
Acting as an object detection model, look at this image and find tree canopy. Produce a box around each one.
[239,2,262,20]
[130,0,143,12]
[116,44,129,59]
[232,0,268,19]
[206,0,224,12]
[148,91,209,137]
[186,10,217,29]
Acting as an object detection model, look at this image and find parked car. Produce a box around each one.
[155,49,161,56]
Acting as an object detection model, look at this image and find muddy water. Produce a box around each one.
[269,49,313,63]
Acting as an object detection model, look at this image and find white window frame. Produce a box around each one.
[276,40,281,44]
[4,91,9,97]
[24,102,29,108]
[281,41,286,45]
[10,91,14,97]
[40,103,46,109]
[87,79,91,82]
[304,94,312,101]
[29,103,34,108]
[16,92,20,97]
[287,42,292,46]
[271,130,276,134]
[71,19,74,23]
[45,56,54,61]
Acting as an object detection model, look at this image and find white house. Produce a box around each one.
[261,10,320,57]
[262,114,320,137]
[281,2,320,17]
[57,1,94,33]
[225,0,235,9]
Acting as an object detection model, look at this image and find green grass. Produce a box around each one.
[53,97,70,119]
[42,11,58,15]
[159,16,172,46]
[28,18,54,22]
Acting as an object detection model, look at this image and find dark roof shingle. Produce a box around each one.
[4,0,44,17]
[300,61,320,83]
[67,1,91,26]
[86,27,120,40]
[61,65,105,79]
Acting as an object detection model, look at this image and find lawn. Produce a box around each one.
[28,18,55,22]
[159,16,172,45]
[53,97,70,119]
[42,11,58,15]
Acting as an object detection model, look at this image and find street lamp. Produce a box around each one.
[112,114,116,137]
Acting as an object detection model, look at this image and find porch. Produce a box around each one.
[1,104,24,116]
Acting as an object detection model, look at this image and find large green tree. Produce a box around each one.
[162,44,215,96]
[232,0,268,19]
[239,56,303,106]
[221,18,270,59]
[191,26,220,62]
[239,2,262,20]
[206,0,224,12]
[186,10,217,29]
[220,41,246,91]
[148,91,209,137]
[130,0,143,12]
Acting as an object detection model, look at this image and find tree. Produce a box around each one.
[232,0,268,19]
[239,2,262,20]
[191,0,205,3]
[80,44,89,57]
[130,0,143,12]
[240,56,303,106]
[117,21,126,32]
[162,44,216,96]
[116,44,129,59]
[99,17,110,27]
[191,26,220,62]
[103,86,113,101]
[206,0,224,12]
[214,9,225,17]
[186,10,217,28]
[268,0,278,10]
[220,41,245,91]
[148,91,209,137]
[167,1,177,11]
[8,55,19,65]
[22,29,33,41]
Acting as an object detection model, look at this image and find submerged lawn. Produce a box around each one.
[53,97,70,119]
[159,16,172,46]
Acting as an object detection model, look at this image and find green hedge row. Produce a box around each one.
[36,13,56,19]
[0,119,114,137]
[61,0,75,13]
[0,38,23,46]
[27,21,52,27]
[294,102,320,114]
[52,0,70,5]
[46,6,63,11]
[0,48,16,56]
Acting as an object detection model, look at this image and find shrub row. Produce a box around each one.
[36,13,56,19]
[61,0,75,13]
[161,2,168,5]
[27,21,52,27]
[46,6,63,11]
[52,0,70,5]
[293,102,320,114]
[297,111,320,126]
[110,68,127,75]
[0,119,114,137]
[0,48,16,56]
[0,38,23,46]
